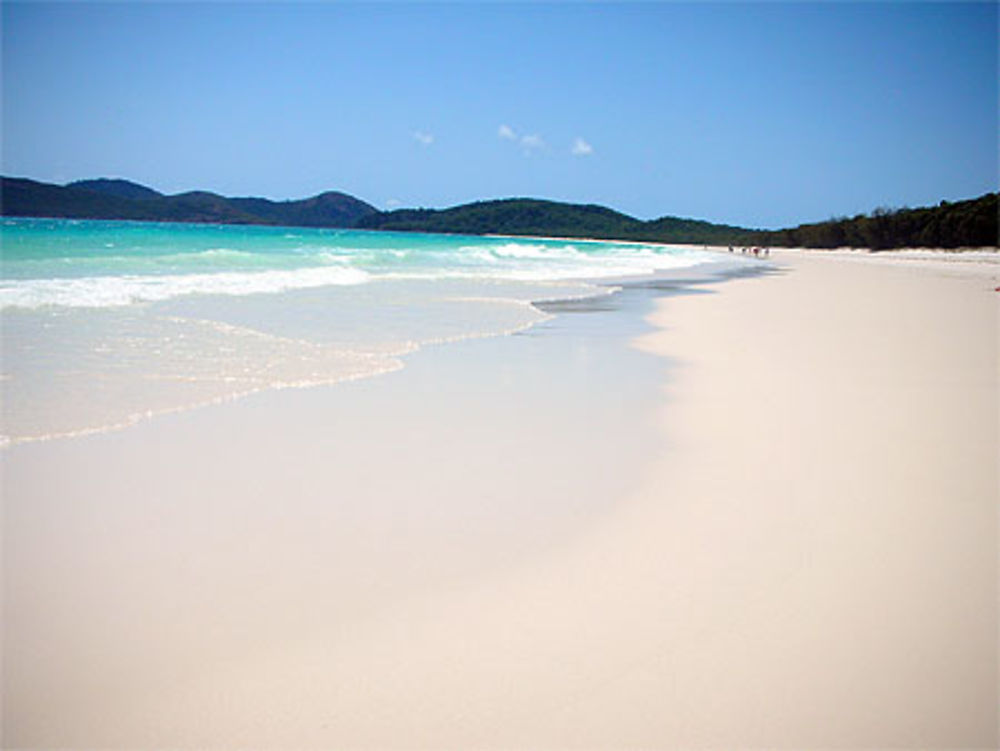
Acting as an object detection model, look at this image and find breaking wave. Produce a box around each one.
[0,265,371,309]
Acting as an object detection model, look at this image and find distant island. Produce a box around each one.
[2,176,996,250]
[0,177,378,229]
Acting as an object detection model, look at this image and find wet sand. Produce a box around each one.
[2,251,997,748]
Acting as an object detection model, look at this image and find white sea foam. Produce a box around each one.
[383,244,708,283]
[1,245,724,311]
[487,242,563,259]
[184,248,259,261]
[0,265,371,310]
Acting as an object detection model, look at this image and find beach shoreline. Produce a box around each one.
[1,219,757,449]
[2,248,997,747]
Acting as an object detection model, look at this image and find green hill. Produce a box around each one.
[229,191,380,228]
[68,178,164,201]
[1,177,161,221]
[358,198,639,238]
[360,194,997,249]
[640,215,750,245]
[3,175,994,249]
[0,177,378,228]
[357,197,748,244]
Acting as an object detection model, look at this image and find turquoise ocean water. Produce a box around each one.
[1,218,747,444]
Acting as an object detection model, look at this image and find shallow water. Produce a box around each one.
[1,219,755,443]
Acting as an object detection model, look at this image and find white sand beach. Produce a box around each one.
[2,250,997,748]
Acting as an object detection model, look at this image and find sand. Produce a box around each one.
[2,250,997,748]
[618,251,998,746]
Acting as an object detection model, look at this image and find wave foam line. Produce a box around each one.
[0,265,370,310]
[0,355,405,449]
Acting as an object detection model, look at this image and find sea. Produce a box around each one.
[0,218,754,445]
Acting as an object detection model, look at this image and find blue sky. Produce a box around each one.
[2,2,997,228]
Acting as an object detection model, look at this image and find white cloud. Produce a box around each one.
[413,131,434,146]
[520,134,545,152]
[498,125,546,154]
[385,198,402,208]
[571,137,594,156]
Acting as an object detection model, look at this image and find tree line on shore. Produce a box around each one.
[358,193,998,249]
[2,175,996,249]
[746,193,997,250]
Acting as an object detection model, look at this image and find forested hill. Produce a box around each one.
[67,178,164,201]
[3,175,995,249]
[753,193,998,250]
[359,194,998,249]
[0,177,378,228]
[356,198,748,245]
[1,179,748,243]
